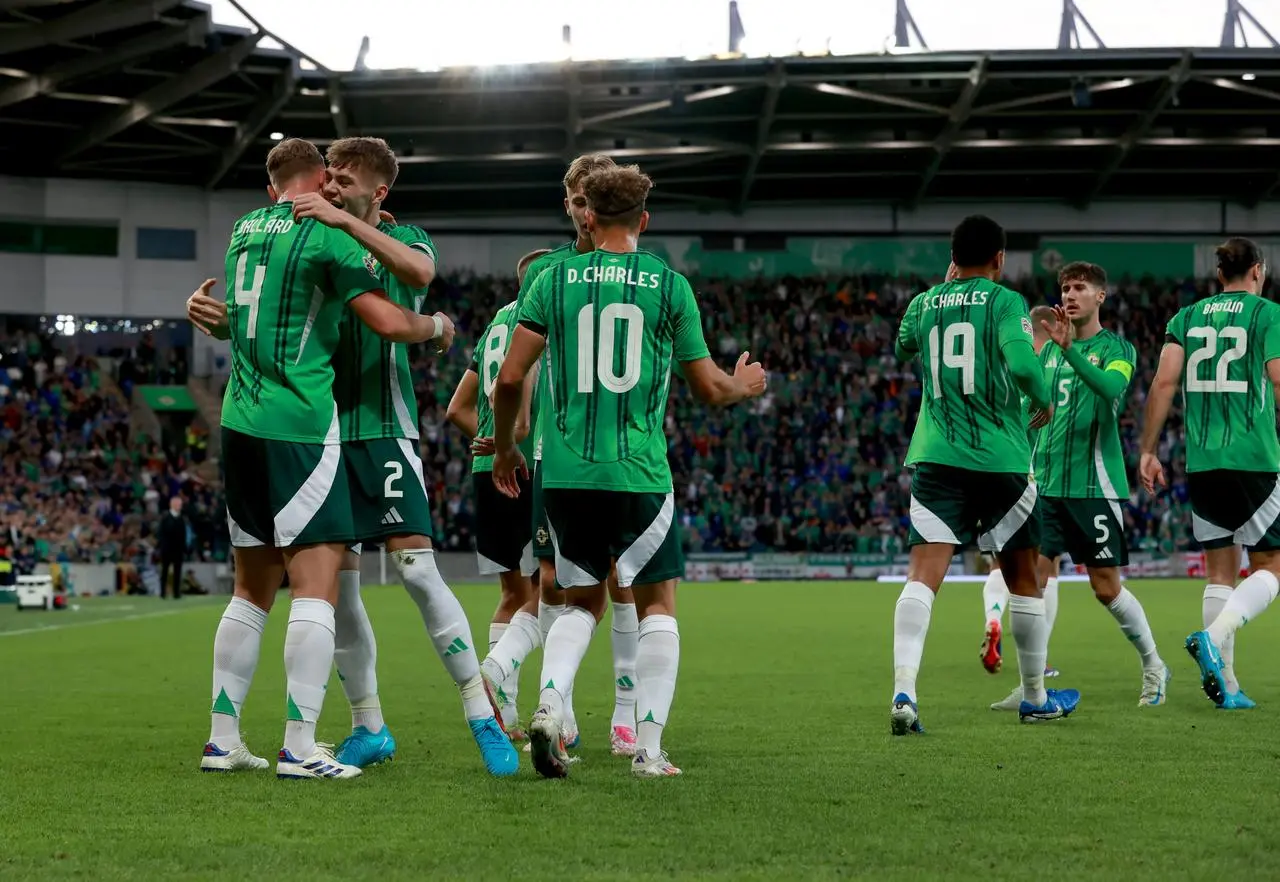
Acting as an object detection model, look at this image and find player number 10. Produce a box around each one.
[928,322,976,398]
[1185,326,1247,394]
[577,303,644,394]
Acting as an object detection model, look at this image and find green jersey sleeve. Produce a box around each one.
[994,287,1035,354]
[672,277,711,363]
[1165,308,1188,347]
[326,228,383,303]
[394,224,439,265]
[518,272,551,334]
[1265,311,1280,363]
[895,294,922,360]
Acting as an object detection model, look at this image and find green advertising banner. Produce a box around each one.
[1033,241,1196,279]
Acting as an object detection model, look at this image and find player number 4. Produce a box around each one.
[577,303,644,394]
[927,322,975,398]
[1186,326,1247,394]
[234,252,266,339]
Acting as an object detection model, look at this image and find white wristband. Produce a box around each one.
[431,312,446,340]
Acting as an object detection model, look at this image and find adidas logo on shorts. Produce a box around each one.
[1096,546,1114,561]
[381,506,404,526]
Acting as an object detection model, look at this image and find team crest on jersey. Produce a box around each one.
[536,526,549,546]
[1021,317,1033,336]
[363,251,380,275]
[1089,354,1101,366]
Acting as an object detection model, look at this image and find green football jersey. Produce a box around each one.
[517,241,584,463]
[334,222,438,442]
[1032,330,1136,499]
[221,201,382,443]
[1166,291,1280,473]
[471,301,537,473]
[898,278,1037,473]
[518,249,710,492]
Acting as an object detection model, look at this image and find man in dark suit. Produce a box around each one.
[157,496,187,599]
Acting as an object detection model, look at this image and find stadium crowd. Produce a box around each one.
[413,269,1234,558]
[0,329,223,574]
[5,270,1249,568]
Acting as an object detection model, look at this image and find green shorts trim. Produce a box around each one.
[474,471,534,576]
[531,461,553,561]
[1188,470,1280,551]
[1039,496,1128,567]
[222,427,353,548]
[543,489,682,588]
[345,438,433,544]
[908,463,1039,553]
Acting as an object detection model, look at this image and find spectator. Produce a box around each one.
[157,496,187,599]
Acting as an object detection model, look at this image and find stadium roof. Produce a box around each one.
[2,1,1280,216]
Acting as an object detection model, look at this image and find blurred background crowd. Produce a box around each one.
[3,270,1244,573]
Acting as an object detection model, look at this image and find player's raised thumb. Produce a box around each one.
[736,351,750,369]
[199,278,217,293]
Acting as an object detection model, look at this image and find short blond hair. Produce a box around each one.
[563,153,616,190]
[326,136,399,187]
[517,249,552,286]
[266,138,323,190]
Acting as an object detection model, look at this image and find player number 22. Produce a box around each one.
[927,322,975,398]
[1186,326,1247,394]
[234,252,266,339]
[577,303,643,394]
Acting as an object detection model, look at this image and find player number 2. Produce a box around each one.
[577,303,643,394]
[1186,326,1247,394]
[383,460,404,498]
[234,252,266,339]
[927,322,976,398]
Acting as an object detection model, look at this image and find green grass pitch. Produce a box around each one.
[3,579,1279,881]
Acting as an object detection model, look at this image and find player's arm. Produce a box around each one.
[348,292,444,344]
[445,369,480,439]
[514,359,538,444]
[996,294,1051,411]
[1138,341,1184,456]
[294,194,435,289]
[494,324,545,452]
[674,275,767,406]
[1062,345,1131,402]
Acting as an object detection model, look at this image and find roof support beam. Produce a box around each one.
[578,85,741,128]
[0,16,208,111]
[973,76,1145,115]
[589,124,752,157]
[329,76,350,137]
[736,62,784,213]
[564,65,581,158]
[804,82,949,115]
[55,32,262,163]
[911,56,988,207]
[0,0,183,55]
[207,60,298,188]
[1082,52,1191,206]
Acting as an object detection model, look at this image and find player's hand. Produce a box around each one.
[291,192,348,228]
[431,312,456,354]
[1139,452,1167,496]
[471,436,496,457]
[1028,405,1052,430]
[187,280,226,337]
[733,351,767,399]
[945,261,959,282]
[492,446,528,499]
[379,209,397,224]
[1042,305,1073,350]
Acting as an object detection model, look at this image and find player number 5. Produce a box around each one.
[1093,514,1111,545]
[577,303,644,394]
[1186,326,1247,394]
[927,322,976,398]
[233,252,266,339]
[1057,377,1071,407]
[383,460,404,498]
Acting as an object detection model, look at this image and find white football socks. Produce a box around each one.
[1044,576,1060,646]
[1008,594,1048,706]
[393,548,491,722]
[332,568,385,733]
[892,581,934,703]
[209,596,267,749]
[537,605,596,725]
[489,622,508,654]
[1203,584,1237,690]
[283,598,336,759]
[635,614,679,756]
[1106,587,1162,670]
[1208,570,1279,649]
[982,568,1008,627]
[480,610,542,728]
[611,602,639,730]
[537,599,577,732]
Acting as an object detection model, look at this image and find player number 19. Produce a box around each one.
[928,322,976,398]
[1185,326,1247,394]
[577,303,644,394]
[234,252,266,339]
